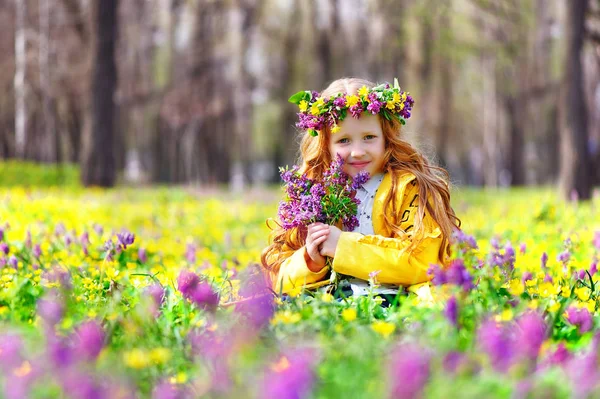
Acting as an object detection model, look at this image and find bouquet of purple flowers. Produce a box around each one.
[277,155,370,284]
[278,154,370,232]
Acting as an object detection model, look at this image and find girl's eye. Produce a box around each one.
[364,135,376,140]
[337,138,349,144]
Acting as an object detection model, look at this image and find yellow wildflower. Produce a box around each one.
[314,97,325,108]
[149,348,171,365]
[508,279,524,296]
[547,300,561,313]
[358,86,369,99]
[495,309,513,322]
[271,310,301,325]
[299,100,309,112]
[346,95,359,107]
[169,372,187,384]
[321,293,334,303]
[371,321,395,338]
[341,308,357,322]
[528,300,539,310]
[575,287,591,302]
[331,125,341,134]
[385,101,395,110]
[124,349,150,369]
[310,104,320,116]
[392,92,401,104]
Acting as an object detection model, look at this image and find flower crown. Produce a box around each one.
[288,78,414,137]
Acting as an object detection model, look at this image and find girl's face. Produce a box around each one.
[328,114,386,177]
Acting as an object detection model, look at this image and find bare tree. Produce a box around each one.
[14,0,28,158]
[82,0,119,187]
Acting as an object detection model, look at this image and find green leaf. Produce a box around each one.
[308,129,318,137]
[288,90,311,104]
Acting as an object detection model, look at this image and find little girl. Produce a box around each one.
[261,77,461,302]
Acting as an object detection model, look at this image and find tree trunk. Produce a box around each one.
[14,0,28,158]
[82,0,119,187]
[559,0,591,200]
[39,0,60,163]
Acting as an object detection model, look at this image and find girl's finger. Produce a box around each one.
[308,224,329,235]
[313,235,328,247]
[310,229,330,240]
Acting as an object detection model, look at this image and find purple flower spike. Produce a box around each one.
[477,319,515,373]
[0,334,23,371]
[261,350,316,399]
[37,296,64,326]
[515,311,547,361]
[74,321,105,361]
[444,296,458,327]
[594,231,600,251]
[541,252,548,269]
[0,227,4,242]
[138,247,148,263]
[565,307,593,334]
[0,243,9,255]
[33,244,41,258]
[388,344,431,399]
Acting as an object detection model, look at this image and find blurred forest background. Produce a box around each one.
[0,0,599,199]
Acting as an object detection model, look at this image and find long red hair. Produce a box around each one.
[261,78,461,282]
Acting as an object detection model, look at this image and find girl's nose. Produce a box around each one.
[351,146,366,158]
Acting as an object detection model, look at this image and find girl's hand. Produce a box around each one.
[304,222,330,272]
[320,225,342,258]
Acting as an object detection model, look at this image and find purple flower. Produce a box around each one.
[185,243,196,263]
[261,350,316,399]
[428,264,447,285]
[445,259,474,291]
[60,370,105,399]
[138,247,147,263]
[146,283,166,308]
[152,381,189,399]
[37,296,64,326]
[557,250,570,263]
[366,100,383,114]
[177,270,200,298]
[565,307,593,333]
[594,231,600,251]
[388,344,431,399]
[451,229,478,250]
[0,227,3,242]
[93,224,104,236]
[74,321,105,361]
[332,96,346,108]
[42,266,72,289]
[521,271,533,284]
[235,269,274,329]
[443,351,466,374]
[477,319,515,372]
[0,243,9,255]
[591,261,598,276]
[444,296,458,327]
[189,282,219,311]
[541,252,548,269]
[349,105,363,118]
[33,244,41,258]
[0,334,23,371]
[545,343,571,366]
[515,311,546,361]
[519,243,527,254]
[8,255,17,268]
[47,332,73,368]
[116,231,135,250]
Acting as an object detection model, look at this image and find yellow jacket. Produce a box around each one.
[273,171,445,300]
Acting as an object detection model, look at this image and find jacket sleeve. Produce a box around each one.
[273,247,330,294]
[331,180,444,286]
